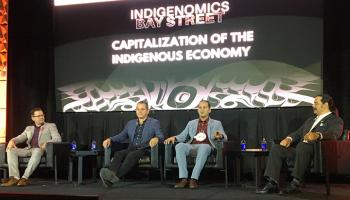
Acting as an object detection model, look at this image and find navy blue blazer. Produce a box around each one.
[110,117,164,148]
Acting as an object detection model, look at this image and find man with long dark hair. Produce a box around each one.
[256,94,343,194]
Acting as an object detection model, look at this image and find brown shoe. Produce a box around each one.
[1,177,19,187]
[174,179,188,188]
[189,179,198,189]
[17,178,30,186]
[1,178,10,184]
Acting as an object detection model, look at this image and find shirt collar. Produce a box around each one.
[316,112,332,120]
[138,118,147,126]
[199,118,209,123]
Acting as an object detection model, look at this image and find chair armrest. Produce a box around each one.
[52,142,71,157]
[313,140,339,174]
[164,143,175,167]
[104,147,112,167]
[0,143,5,166]
[45,142,54,168]
[313,140,347,174]
[150,143,163,168]
[47,142,71,168]
[317,140,350,174]
[214,141,225,168]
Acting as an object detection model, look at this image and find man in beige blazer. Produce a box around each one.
[1,107,61,187]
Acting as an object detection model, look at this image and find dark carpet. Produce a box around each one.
[1,179,350,200]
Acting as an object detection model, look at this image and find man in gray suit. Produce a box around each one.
[164,100,227,189]
[1,107,62,187]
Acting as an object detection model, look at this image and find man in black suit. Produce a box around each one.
[256,94,343,194]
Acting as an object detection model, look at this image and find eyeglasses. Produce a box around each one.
[32,114,44,117]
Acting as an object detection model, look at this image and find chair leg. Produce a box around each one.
[325,152,330,196]
[0,168,7,179]
[163,168,167,182]
[225,155,228,188]
[160,157,164,184]
[54,155,58,184]
[326,168,330,195]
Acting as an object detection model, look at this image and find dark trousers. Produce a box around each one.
[109,146,148,178]
[264,142,314,182]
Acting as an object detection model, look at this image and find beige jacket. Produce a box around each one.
[13,123,62,149]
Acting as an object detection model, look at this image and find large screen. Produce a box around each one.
[54,0,323,112]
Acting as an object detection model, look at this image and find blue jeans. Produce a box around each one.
[175,143,212,180]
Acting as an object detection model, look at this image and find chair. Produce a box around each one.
[0,142,71,184]
[0,143,8,179]
[104,142,164,182]
[164,140,230,188]
[281,129,350,195]
[312,129,350,195]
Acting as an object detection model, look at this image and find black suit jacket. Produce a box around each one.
[288,113,343,144]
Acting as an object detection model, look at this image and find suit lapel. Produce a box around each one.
[207,118,212,137]
[38,123,46,142]
[130,120,137,142]
[142,118,151,137]
[28,126,35,142]
[312,114,332,131]
[193,119,199,136]
[307,117,316,131]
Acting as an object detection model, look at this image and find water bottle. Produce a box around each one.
[261,137,267,151]
[240,139,246,151]
[90,140,97,151]
[71,140,77,151]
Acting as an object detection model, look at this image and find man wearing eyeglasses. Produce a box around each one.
[1,107,62,187]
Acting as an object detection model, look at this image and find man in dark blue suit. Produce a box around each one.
[99,101,164,187]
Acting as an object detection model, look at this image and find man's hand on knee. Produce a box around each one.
[6,139,16,151]
[39,142,47,150]
[280,137,292,148]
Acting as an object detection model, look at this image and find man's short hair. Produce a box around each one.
[137,100,149,109]
[199,100,211,109]
[30,107,43,116]
[316,94,335,112]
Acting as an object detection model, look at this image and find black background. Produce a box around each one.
[6,0,350,174]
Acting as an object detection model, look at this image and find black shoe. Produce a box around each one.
[280,180,301,195]
[256,182,279,194]
[99,168,120,188]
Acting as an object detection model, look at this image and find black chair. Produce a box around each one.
[0,142,71,184]
[0,143,8,179]
[164,140,229,188]
[104,142,164,182]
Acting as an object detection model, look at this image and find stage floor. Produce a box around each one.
[1,179,350,200]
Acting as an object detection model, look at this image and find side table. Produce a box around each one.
[232,148,269,188]
[68,150,102,185]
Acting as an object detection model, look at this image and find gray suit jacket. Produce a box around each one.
[175,118,227,148]
[13,123,62,149]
